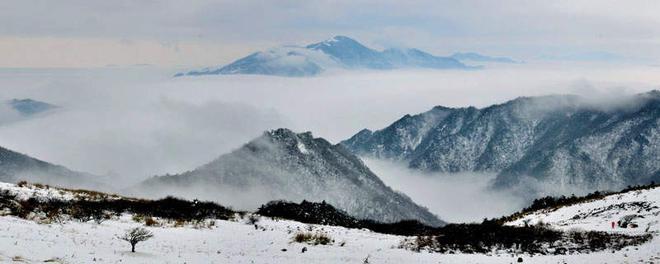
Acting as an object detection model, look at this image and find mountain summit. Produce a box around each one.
[177,36,470,77]
[305,35,393,69]
[138,128,443,226]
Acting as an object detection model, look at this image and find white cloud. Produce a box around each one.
[0,101,21,125]
[0,68,288,185]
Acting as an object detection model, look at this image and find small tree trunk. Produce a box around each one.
[131,243,136,252]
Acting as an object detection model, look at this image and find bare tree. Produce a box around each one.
[119,227,154,252]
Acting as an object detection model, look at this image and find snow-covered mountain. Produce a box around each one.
[137,128,443,226]
[0,145,104,190]
[450,52,518,64]
[342,91,660,197]
[177,36,470,77]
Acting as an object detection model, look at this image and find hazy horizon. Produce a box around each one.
[2,1,660,68]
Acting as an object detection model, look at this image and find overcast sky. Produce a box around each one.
[2,0,660,67]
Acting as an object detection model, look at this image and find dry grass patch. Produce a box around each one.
[292,231,333,245]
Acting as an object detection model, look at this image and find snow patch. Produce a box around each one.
[297,141,310,154]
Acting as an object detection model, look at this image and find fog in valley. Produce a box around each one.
[1,63,658,222]
[363,158,526,223]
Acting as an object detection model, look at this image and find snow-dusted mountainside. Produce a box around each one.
[1,182,658,263]
[450,52,518,64]
[137,128,443,226]
[305,36,392,69]
[0,146,104,190]
[180,46,335,77]
[177,36,470,77]
[342,90,660,196]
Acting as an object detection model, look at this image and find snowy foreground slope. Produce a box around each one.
[1,182,659,263]
[507,186,660,235]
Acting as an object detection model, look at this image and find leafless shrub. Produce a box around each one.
[119,227,154,252]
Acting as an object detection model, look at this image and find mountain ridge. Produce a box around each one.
[342,91,660,197]
[0,145,105,190]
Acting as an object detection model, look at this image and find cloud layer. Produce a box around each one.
[0,64,658,184]
[363,158,526,223]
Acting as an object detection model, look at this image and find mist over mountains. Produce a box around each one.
[450,52,518,64]
[1,66,658,224]
[2,88,658,224]
[136,128,443,226]
[342,90,660,197]
[0,145,104,190]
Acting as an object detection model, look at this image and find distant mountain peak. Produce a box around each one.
[177,36,472,77]
[7,98,57,116]
[310,35,361,47]
[332,35,357,41]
